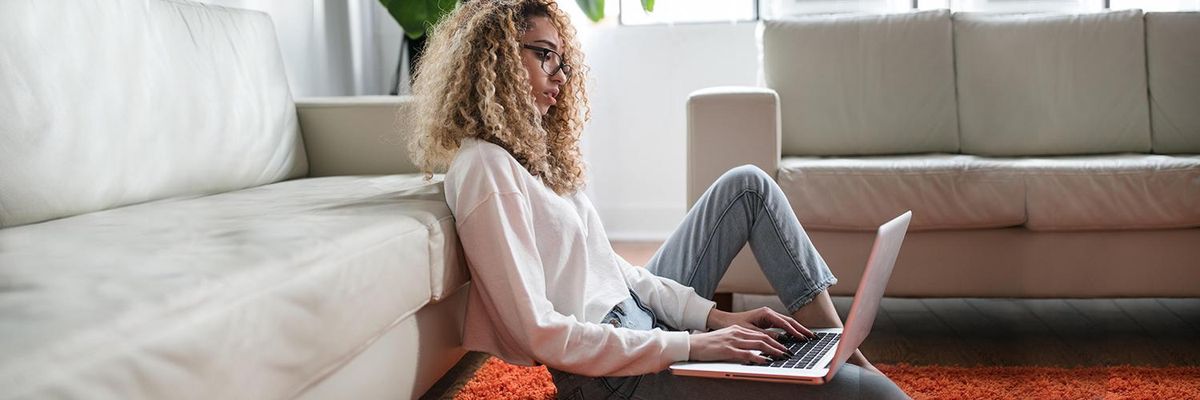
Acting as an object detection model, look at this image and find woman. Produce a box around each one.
[409,1,909,398]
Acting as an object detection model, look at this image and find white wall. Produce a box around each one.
[574,22,760,240]
[365,3,765,240]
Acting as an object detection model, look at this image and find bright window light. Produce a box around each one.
[762,0,914,16]
[917,0,951,9]
[1110,0,1200,10]
[619,0,757,25]
[617,0,1200,26]
[948,0,1102,12]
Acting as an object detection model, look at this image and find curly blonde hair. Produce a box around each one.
[408,0,590,195]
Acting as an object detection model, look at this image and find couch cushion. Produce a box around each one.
[763,10,959,156]
[1001,154,1200,231]
[0,175,463,398]
[954,10,1151,156]
[1146,12,1200,153]
[0,0,307,228]
[778,155,1025,231]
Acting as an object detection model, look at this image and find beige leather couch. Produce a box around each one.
[688,10,1200,298]
[0,1,466,398]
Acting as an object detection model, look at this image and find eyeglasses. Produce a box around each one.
[521,44,572,79]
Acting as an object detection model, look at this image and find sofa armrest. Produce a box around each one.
[686,87,782,208]
[296,96,419,177]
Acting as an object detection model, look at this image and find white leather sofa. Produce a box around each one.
[0,1,467,398]
[688,10,1200,298]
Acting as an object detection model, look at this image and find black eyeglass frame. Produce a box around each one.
[521,44,573,79]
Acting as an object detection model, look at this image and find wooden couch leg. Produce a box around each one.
[714,293,733,312]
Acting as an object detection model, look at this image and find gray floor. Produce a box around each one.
[421,242,1200,398]
[621,240,1200,367]
[424,297,1200,398]
[739,294,1200,367]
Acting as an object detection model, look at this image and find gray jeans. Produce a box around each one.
[549,165,909,399]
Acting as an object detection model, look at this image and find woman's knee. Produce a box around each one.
[717,164,772,189]
[856,369,910,399]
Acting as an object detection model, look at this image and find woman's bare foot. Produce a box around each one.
[790,290,885,376]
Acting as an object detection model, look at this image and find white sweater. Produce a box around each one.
[443,138,716,377]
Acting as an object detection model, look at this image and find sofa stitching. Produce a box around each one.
[4,225,433,398]
[287,249,450,399]
[287,293,437,399]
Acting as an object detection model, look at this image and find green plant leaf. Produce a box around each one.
[575,0,604,22]
[641,0,654,12]
[379,0,458,40]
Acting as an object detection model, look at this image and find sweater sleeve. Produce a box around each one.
[455,191,693,377]
[616,256,716,332]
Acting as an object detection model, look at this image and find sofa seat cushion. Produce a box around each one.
[778,154,1025,231]
[998,154,1200,231]
[0,175,462,398]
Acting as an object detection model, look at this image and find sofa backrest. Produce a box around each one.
[762,9,1198,158]
[954,10,1150,156]
[0,0,307,228]
[1146,12,1200,153]
[763,10,960,156]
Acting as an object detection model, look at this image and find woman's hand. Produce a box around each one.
[687,307,819,364]
[688,325,793,364]
[706,307,816,342]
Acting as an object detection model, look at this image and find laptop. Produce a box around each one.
[669,211,912,385]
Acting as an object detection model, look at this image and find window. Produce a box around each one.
[620,0,1199,25]
[926,0,1200,11]
[1110,0,1200,10]
[762,0,914,16]
[948,0,1098,12]
[618,0,758,25]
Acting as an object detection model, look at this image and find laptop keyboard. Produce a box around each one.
[766,332,841,369]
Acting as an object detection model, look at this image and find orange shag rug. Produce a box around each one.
[454,357,1200,399]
